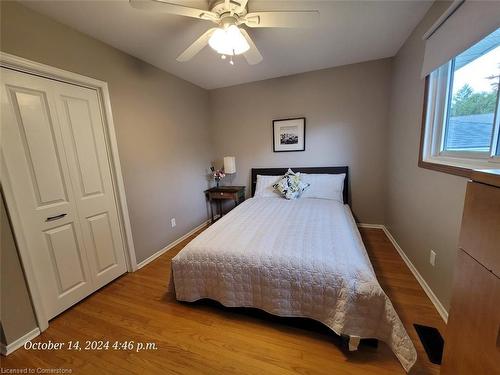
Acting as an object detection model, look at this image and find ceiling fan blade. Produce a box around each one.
[235,0,248,12]
[129,0,218,21]
[243,10,319,28]
[177,28,217,62]
[240,29,263,65]
[231,0,248,15]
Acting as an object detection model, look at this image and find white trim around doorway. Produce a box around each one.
[0,52,138,333]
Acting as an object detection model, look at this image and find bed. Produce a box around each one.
[171,167,417,372]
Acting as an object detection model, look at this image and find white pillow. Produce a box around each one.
[301,173,346,202]
[254,175,281,197]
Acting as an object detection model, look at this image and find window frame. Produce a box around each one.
[419,59,500,178]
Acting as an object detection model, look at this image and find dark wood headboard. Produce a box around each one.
[251,167,349,204]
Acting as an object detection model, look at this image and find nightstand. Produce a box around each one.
[205,186,245,223]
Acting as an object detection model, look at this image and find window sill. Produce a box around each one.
[419,157,500,181]
[418,159,472,178]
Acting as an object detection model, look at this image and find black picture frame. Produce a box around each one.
[272,117,306,152]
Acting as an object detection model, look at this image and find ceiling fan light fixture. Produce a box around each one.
[208,25,250,56]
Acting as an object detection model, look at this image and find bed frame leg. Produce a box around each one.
[340,335,379,351]
[348,335,361,351]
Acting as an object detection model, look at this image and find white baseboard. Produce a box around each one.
[136,220,209,270]
[0,327,40,356]
[358,223,449,323]
[357,223,385,229]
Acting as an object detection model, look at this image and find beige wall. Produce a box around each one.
[1,195,37,345]
[1,1,214,264]
[209,58,392,223]
[0,1,214,345]
[385,1,466,311]
[0,0,464,349]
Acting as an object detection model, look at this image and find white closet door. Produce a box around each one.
[1,67,127,319]
[53,81,126,288]
[1,68,94,319]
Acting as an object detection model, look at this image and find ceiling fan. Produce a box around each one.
[129,0,320,65]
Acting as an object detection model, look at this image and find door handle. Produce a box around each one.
[46,213,67,222]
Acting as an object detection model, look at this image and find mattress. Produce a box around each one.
[171,197,417,371]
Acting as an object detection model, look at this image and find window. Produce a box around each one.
[421,28,500,174]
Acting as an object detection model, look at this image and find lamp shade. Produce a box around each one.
[208,25,249,56]
[223,156,236,174]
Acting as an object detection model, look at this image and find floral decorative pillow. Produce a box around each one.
[273,169,310,200]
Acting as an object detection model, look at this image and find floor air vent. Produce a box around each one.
[413,324,444,365]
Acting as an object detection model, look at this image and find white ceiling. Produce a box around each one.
[20,0,432,89]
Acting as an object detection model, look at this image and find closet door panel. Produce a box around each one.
[54,83,127,288]
[87,212,118,274]
[1,68,94,319]
[60,96,104,198]
[10,89,68,206]
[44,223,87,294]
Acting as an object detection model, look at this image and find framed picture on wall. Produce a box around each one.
[272,117,306,152]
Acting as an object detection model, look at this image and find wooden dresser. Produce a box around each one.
[441,170,500,375]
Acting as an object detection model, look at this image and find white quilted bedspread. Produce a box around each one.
[171,197,417,371]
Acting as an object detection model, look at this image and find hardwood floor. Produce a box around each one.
[2,228,445,374]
